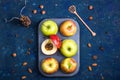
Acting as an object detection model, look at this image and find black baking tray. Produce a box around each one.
[38,18,80,77]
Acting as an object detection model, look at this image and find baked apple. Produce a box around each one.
[60,20,77,36]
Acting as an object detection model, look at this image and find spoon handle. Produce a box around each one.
[74,12,96,36]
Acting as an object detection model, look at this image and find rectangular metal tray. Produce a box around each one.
[38,18,80,77]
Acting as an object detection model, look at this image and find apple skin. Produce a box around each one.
[50,34,61,49]
[41,57,59,74]
[60,39,78,57]
[60,20,77,36]
[60,58,77,73]
[41,20,58,36]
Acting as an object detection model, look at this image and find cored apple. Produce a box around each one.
[41,20,58,36]
[60,39,78,57]
[41,39,57,55]
[60,20,77,36]
[60,58,77,73]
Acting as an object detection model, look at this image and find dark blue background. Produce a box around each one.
[0,0,120,80]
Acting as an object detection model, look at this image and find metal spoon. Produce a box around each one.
[68,5,96,36]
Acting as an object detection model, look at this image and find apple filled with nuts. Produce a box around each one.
[60,20,77,36]
[60,39,78,57]
[60,58,77,73]
[41,20,58,36]
[41,39,57,55]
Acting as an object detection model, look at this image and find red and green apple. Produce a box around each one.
[60,20,77,36]
[60,58,77,73]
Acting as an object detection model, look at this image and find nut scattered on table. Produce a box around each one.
[28,68,32,73]
[21,75,27,80]
[11,70,15,73]
[88,66,92,71]
[20,15,31,27]
[32,9,37,14]
[11,53,17,57]
[26,51,30,55]
[22,62,27,66]
[88,5,94,10]
[27,39,33,44]
[87,43,92,48]
[39,4,44,9]
[92,63,97,67]
[99,46,104,51]
[41,10,46,15]
[92,55,98,60]
[89,16,93,20]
